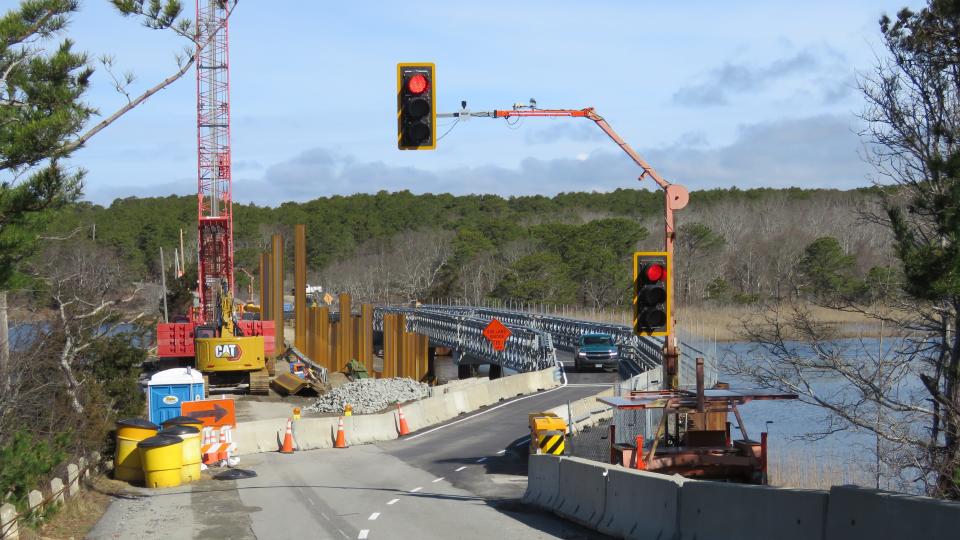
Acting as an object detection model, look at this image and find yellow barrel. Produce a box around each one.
[138,435,184,488]
[159,426,202,482]
[114,418,158,483]
[161,415,204,431]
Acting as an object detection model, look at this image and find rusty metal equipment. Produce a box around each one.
[599,362,796,484]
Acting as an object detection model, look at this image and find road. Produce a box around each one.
[90,363,617,540]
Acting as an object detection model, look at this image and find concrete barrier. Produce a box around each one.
[464,382,493,410]
[599,468,684,539]
[524,454,563,509]
[678,480,828,540]
[825,485,960,539]
[236,369,557,455]
[555,457,608,528]
[347,412,397,445]
[234,418,292,455]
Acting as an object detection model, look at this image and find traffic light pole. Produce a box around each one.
[443,106,688,388]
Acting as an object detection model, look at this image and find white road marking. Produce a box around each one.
[432,477,444,483]
[307,498,317,506]
[410,486,422,493]
[403,369,568,441]
[338,530,348,539]
[512,436,531,447]
[369,512,380,521]
[387,498,399,505]
[476,457,487,463]
[455,466,467,472]
[496,449,506,455]
[358,530,369,539]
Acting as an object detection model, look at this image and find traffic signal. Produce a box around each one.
[397,63,436,150]
[633,252,670,336]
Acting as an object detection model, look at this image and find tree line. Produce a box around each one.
[44,186,892,310]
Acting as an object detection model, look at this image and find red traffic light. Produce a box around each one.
[407,74,429,94]
[644,263,665,282]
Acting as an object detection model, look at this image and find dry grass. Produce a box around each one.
[676,303,889,342]
[539,303,891,342]
[19,477,115,540]
[768,450,876,490]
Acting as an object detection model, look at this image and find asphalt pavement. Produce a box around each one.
[90,361,617,540]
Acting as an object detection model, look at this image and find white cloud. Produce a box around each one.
[84,114,871,206]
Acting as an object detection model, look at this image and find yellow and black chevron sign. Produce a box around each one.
[538,432,565,455]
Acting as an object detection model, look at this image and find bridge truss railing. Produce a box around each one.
[372,306,557,372]
[373,304,716,384]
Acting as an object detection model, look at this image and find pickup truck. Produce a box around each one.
[574,333,620,372]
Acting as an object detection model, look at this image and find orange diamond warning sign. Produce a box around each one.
[483,318,512,351]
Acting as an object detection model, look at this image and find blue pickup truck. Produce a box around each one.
[574,333,620,372]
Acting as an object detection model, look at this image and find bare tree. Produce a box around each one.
[30,242,144,414]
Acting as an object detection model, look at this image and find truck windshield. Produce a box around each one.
[582,336,613,346]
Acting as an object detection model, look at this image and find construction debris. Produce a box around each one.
[306,378,430,415]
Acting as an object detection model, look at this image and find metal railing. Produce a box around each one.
[372,306,557,372]
[373,304,716,380]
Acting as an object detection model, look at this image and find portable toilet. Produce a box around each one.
[147,368,205,425]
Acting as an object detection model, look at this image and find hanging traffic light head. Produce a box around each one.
[397,63,436,150]
[634,252,670,336]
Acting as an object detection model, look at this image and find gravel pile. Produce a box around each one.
[306,377,430,414]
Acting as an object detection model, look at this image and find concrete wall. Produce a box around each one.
[524,454,960,540]
[234,367,560,456]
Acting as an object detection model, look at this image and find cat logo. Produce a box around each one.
[214,343,242,360]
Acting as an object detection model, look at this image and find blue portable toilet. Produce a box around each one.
[147,368,205,425]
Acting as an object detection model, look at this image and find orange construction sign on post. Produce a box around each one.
[182,398,236,429]
[483,318,512,351]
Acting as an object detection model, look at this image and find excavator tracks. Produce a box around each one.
[249,368,271,395]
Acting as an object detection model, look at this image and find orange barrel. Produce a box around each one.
[138,435,184,488]
[161,415,204,431]
[114,418,158,483]
[159,425,202,482]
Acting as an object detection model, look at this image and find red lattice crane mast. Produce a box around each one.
[194,0,235,324]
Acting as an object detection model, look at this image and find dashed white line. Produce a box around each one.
[512,436,531,447]
[431,477,444,483]
[358,530,369,539]
[337,530,348,539]
[496,449,506,455]
[476,457,487,463]
[409,486,422,493]
[321,512,330,520]
[455,466,467,472]
[369,512,380,521]
[307,498,317,506]
[387,498,399,505]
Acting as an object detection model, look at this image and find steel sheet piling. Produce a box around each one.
[270,234,284,355]
[294,224,307,351]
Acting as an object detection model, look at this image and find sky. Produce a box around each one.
[60,0,926,206]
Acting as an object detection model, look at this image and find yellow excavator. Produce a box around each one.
[194,281,273,394]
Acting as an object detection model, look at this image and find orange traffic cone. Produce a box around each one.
[334,416,347,448]
[397,404,410,436]
[280,418,295,454]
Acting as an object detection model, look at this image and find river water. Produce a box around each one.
[718,338,925,491]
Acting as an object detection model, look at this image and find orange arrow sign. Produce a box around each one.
[182,398,236,428]
[483,318,512,351]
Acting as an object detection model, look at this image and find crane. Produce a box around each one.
[156,0,275,394]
